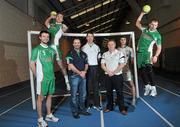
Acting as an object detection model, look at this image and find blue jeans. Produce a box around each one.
[69,74,87,113]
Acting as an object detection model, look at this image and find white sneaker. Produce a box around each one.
[45,113,59,122]
[92,106,102,111]
[144,84,151,96]
[38,117,47,127]
[150,86,157,97]
[131,99,136,106]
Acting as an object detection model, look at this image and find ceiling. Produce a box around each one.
[47,0,144,33]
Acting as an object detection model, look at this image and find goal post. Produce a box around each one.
[27,31,139,110]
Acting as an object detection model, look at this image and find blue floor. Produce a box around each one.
[0,75,180,127]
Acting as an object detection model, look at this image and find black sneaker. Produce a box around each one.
[79,111,91,116]
[72,112,80,119]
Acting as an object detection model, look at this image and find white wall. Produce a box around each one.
[0,0,44,88]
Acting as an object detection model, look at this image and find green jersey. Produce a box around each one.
[48,23,63,61]
[137,27,162,68]
[48,23,63,46]
[31,44,56,80]
[137,28,162,53]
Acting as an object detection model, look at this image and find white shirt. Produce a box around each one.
[82,43,100,66]
[118,46,134,64]
[101,49,125,75]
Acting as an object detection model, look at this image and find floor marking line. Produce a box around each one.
[0,86,29,98]
[156,85,180,98]
[140,97,174,127]
[0,97,31,116]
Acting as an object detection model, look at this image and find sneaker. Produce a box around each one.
[87,107,91,112]
[72,112,80,119]
[45,113,59,122]
[38,117,47,127]
[92,106,102,111]
[150,86,157,97]
[120,109,128,115]
[144,84,151,96]
[131,99,136,106]
[79,111,91,116]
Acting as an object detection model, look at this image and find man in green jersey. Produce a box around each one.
[136,12,162,97]
[29,30,59,127]
[45,13,70,91]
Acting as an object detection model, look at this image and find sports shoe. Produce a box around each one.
[38,117,47,127]
[79,111,91,116]
[72,112,80,119]
[131,99,136,106]
[150,86,157,97]
[87,107,91,112]
[144,84,151,96]
[120,109,128,115]
[92,106,102,111]
[45,113,59,122]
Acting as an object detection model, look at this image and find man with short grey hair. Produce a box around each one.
[101,40,127,115]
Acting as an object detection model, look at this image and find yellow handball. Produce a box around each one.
[50,11,57,16]
[143,5,151,13]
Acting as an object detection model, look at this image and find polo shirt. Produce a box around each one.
[101,49,125,75]
[66,49,88,76]
[82,43,100,66]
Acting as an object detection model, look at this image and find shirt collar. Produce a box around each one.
[87,42,94,47]
[108,49,118,54]
[40,43,48,48]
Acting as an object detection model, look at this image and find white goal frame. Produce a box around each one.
[27,31,139,110]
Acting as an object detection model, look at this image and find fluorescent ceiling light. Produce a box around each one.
[59,0,66,3]
[95,25,112,33]
[82,18,115,33]
[77,8,119,28]
[71,0,114,19]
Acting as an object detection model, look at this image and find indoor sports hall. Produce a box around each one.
[0,0,179,127]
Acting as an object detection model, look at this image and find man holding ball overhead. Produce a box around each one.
[136,5,162,97]
[45,12,70,91]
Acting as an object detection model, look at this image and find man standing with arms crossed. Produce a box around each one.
[136,12,162,97]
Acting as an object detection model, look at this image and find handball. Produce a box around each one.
[143,5,151,13]
[50,11,57,16]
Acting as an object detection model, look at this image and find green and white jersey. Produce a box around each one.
[31,44,56,81]
[48,23,63,46]
[137,27,162,55]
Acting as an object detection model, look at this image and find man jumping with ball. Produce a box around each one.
[136,6,162,97]
[45,12,70,91]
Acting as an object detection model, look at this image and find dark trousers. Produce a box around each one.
[139,64,154,86]
[105,74,125,111]
[86,65,100,107]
